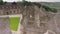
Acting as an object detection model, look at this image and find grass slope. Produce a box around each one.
[10,17,20,31]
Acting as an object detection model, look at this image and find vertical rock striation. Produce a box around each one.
[0,17,12,34]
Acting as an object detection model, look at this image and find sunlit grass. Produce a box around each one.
[10,17,20,31]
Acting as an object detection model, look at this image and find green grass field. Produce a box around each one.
[10,17,20,31]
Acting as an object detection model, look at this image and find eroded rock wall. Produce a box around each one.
[0,5,58,34]
[20,6,57,34]
[0,17,12,34]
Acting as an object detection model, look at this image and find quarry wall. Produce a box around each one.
[0,5,59,34]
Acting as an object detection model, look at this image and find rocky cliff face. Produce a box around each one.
[20,6,57,34]
[0,17,12,34]
[0,4,58,34]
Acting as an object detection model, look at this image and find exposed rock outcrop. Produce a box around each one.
[0,17,12,34]
[0,2,58,34]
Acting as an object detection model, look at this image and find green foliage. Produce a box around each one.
[0,1,57,13]
[0,0,7,5]
[4,2,7,4]
[21,1,41,8]
[42,5,57,13]
[42,5,51,11]
[0,0,4,5]
[32,2,41,8]
[22,1,32,6]
[50,8,57,13]
[12,2,17,5]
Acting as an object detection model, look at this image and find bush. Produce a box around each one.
[33,2,41,8]
[51,8,57,13]
[42,5,51,11]
[42,5,57,13]
[0,1,7,5]
[22,1,32,6]
[12,2,17,5]
[0,0,4,5]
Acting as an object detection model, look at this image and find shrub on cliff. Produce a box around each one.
[51,8,57,13]
[32,2,41,8]
[42,5,57,13]
[22,1,32,6]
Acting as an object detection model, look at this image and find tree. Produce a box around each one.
[22,1,32,6]
[0,0,4,5]
[4,2,7,4]
[0,0,7,5]
[51,8,57,13]
[33,2,41,8]
[16,1,57,13]
[42,5,57,13]
[12,2,17,5]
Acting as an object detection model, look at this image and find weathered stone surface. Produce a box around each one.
[0,17,12,34]
[0,5,58,34]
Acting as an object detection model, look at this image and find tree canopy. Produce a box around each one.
[0,0,7,5]
[12,2,17,5]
